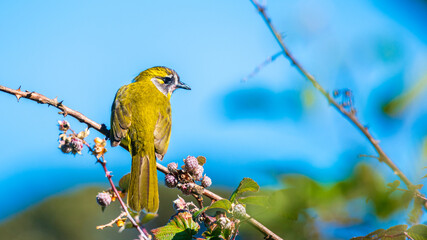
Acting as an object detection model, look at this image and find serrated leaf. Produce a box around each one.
[237,196,269,208]
[229,178,259,202]
[407,224,427,240]
[152,225,186,240]
[383,224,407,240]
[208,199,232,212]
[119,173,130,192]
[351,225,409,240]
[152,212,199,240]
[197,156,206,166]
[365,229,386,238]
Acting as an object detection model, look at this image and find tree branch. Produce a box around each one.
[0,84,283,240]
[249,0,423,197]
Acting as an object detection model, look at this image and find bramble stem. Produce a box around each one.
[0,84,282,240]
[249,0,421,196]
[97,158,149,240]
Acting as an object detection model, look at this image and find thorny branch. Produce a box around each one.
[0,84,283,240]
[249,0,425,201]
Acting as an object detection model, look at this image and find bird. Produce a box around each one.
[110,66,190,213]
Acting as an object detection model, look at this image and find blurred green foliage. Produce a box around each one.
[240,163,416,240]
[0,164,422,240]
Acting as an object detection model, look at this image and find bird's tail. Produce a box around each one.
[128,148,159,213]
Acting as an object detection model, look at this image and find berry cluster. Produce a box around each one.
[58,120,89,155]
[165,156,212,195]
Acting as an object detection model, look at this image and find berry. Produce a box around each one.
[193,165,204,180]
[60,143,72,153]
[217,217,231,229]
[70,137,83,154]
[167,162,178,173]
[201,175,212,188]
[165,174,178,188]
[232,204,246,220]
[96,192,112,207]
[184,156,198,172]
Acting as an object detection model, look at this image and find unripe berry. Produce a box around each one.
[184,156,198,172]
[60,143,72,153]
[201,175,212,188]
[167,162,178,173]
[70,137,83,154]
[217,217,231,229]
[96,192,112,207]
[165,174,178,188]
[232,204,246,220]
[193,165,204,180]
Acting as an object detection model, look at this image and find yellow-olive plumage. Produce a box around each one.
[110,66,190,213]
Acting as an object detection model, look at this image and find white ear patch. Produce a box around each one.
[151,77,168,96]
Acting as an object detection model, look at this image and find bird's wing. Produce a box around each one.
[110,85,132,147]
[153,105,171,160]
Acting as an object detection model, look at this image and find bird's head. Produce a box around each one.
[134,66,191,98]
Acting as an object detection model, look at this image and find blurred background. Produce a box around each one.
[0,0,426,239]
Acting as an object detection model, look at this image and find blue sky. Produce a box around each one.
[1,0,427,237]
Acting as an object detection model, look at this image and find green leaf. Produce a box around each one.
[351,225,408,240]
[208,199,232,212]
[193,206,209,219]
[197,156,207,166]
[229,178,260,202]
[152,212,199,240]
[407,224,427,240]
[383,225,408,240]
[119,173,130,192]
[387,180,400,189]
[351,229,385,239]
[203,226,223,240]
[237,196,269,208]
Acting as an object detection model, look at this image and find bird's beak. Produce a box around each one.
[176,81,191,90]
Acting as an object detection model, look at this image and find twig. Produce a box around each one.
[242,51,283,82]
[96,212,126,230]
[96,156,149,240]
[81,136,150,240]
[0,84,283,240]
[249,0,423,197]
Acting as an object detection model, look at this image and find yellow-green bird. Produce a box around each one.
[110,66,190,213]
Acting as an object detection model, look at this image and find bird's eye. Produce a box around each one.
[162,76,173,84]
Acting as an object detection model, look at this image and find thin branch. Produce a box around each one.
[96,157,149,240]
[249,0,422,197]
[0,84,283,240]
[96,212,126,230]
[242,51,283,82]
